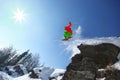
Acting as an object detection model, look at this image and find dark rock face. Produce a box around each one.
[105,69,120,80]
[62,43,120,80]
[78,43,120,68]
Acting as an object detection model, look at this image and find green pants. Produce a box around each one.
[64,32,72,39]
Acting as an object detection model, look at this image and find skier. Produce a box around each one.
[63,22,73,41]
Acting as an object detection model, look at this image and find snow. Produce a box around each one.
[2,64,28,77]
[14,74,41,80]
[98,69,105,71]
[0,66,65,80]
[0,71,13,80]
[19,64,28,74]
[0,71,41,80]
[50,69,66,80]
[29,67,42,79]
[50,69,65,77]
[96,77,105,80]
[14,68,65,80]
[40,67,54,80]
[113,61,120,70]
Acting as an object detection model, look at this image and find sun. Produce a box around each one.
[13,8,26,23]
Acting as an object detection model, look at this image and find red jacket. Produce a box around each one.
[65,22,72,35]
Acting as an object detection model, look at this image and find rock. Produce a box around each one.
[5,66,15,76]
[67,57,97,72]
[49,69,65,80]
[63,57,96,80]
[63,70,95,80]
[96,66,120,80]
[3,64,28,77]
[29,68,42,78]
[0,71,13,80]
[14,64,28,76]
[62,43,120,80]
[105,69,120,80]
[78,43,120,68]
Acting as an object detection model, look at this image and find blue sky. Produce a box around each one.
[0,0,120,69]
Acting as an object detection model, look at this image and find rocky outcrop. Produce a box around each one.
[0,71,13,80]
[62,43,120,80]
[96,66,120,80]
[29,68,41,78]
[4,64,28,77]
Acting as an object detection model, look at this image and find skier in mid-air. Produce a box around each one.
[63,22,73,41]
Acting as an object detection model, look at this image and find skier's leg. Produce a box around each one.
[64,32,67,39]
[66,32,71,38]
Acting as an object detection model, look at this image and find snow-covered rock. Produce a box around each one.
[0,71,13,80]
[13,67,65,80]
[2,64,28,77]
[29,67,65,80]
[29,68,42,78]
[14,64,28,77]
